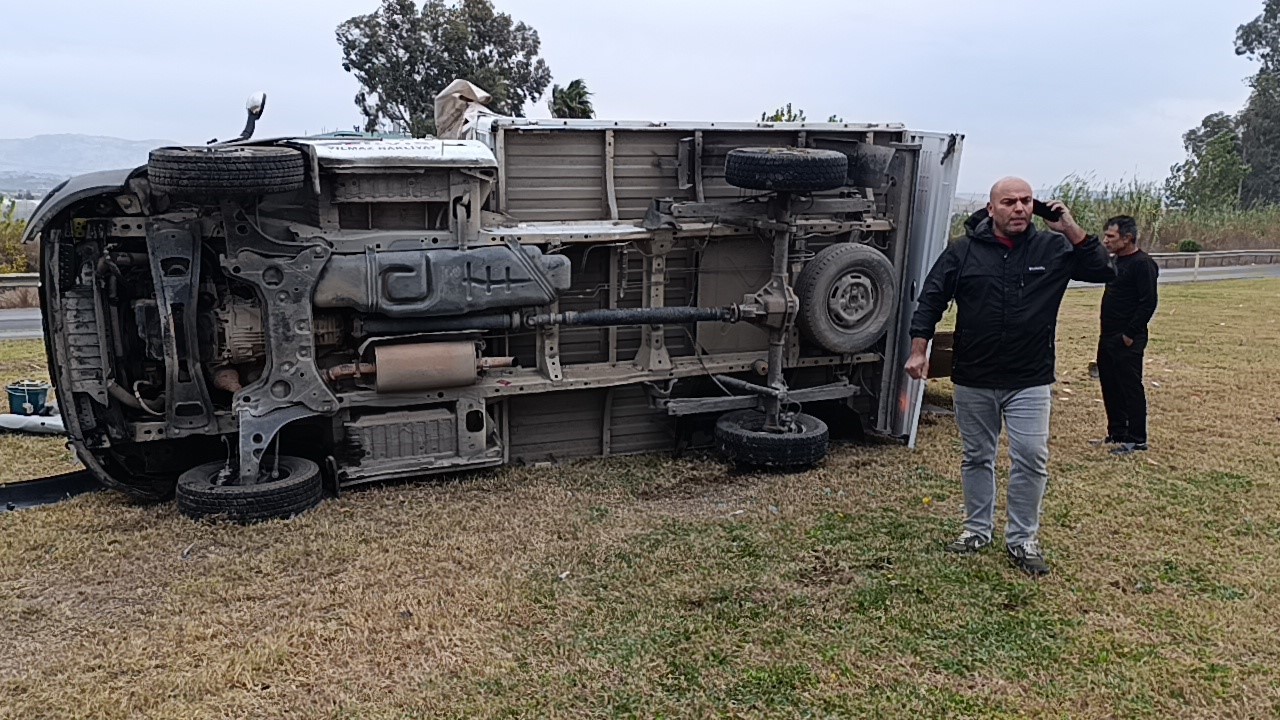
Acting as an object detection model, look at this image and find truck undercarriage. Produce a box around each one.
[28,93,962,522]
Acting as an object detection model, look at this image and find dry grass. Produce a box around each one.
[0,287,40,309]
[1,280,1279,718]
[950,174,1280,252]
[0,340,79,483]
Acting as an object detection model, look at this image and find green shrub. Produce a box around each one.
[0,198,32,273]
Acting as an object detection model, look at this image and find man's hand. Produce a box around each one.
[1122,335,1134,347]
[1044,199,1088,245]
[905,338,930,380]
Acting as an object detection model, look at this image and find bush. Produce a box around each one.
[1047,174,1165,248]
[0,198,33,273]
[0,287,40,309]
[952,175,1280,252]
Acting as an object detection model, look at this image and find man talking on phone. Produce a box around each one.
[905,177,1115,576]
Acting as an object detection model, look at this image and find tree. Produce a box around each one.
[548,79,595,119]
[1235,0,1280,205]
[1236,0,1280,74]
[1169,1,1280,207]
[337,0,552,137]
[1238,72,1280,206]
[759,105,845,123]
[761,103,806,122]
[1181,111,1239,158]
[1165,112,1248,211]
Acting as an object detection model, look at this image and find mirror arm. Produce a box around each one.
[212,92,267,145]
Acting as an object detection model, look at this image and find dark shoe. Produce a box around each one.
[945,531,992,555]
[1006,540,1050,577]
[1111,442,1148,456]
[1089,436,1123,448]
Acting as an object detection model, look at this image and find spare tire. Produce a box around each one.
[795,242,897,354]
[724,147,848,193]
[715,409,828,470]
[176,455,322,523]
[148,145,306,197]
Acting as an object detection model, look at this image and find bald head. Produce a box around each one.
[987,176,1034,237]
[990,176,1032,202]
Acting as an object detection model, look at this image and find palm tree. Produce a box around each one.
[549,79,595,119]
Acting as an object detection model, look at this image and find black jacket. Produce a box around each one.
[1100,249,1159,339]
[910,209,1116,389]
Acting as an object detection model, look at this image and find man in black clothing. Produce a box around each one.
[1094,215,1159,456]
[906,177,1116,577]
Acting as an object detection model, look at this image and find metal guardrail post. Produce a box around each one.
[1194,252,1200,282]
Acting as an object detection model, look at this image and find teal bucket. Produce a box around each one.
[6,380,50,416]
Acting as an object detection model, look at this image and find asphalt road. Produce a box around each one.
[0,308,43,341]
[0,265,1275,342]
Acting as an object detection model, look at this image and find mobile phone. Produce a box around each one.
[1032,199,1063,222]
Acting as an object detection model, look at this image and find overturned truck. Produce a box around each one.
[26,84,963,521]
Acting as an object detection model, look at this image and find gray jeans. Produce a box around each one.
[952,384,1052,547]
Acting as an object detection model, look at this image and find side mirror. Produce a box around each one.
[246,92,267,120]
[207,91,270,145]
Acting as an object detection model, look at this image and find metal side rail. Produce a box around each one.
[0,470,103,513]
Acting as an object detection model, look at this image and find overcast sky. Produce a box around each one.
[1,0,1264,193]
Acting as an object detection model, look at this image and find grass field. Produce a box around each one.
[0,340,79,483]
[1,280,1278,719]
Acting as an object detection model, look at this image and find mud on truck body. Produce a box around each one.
[25,87,963,522]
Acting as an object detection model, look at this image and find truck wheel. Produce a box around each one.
[724,147,848,193]
[795,242,897,354]
[148,146,306,197]
[714,409,829,470]
[176,456,322,523]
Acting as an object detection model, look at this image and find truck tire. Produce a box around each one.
[176,456,322,523]
[715,409,828,470]
[724,147,848,193]
[795,242,897,354]
[148,146,306,197]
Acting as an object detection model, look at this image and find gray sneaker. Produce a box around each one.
[1006,540,1050,577]
[945,531,992,555]
[1111,442,1148,456]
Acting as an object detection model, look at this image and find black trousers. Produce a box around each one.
[1096,333,1148,444]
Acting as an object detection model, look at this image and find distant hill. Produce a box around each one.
[952,192,987,216]
[0,171,65,196]
[0,134,177,192]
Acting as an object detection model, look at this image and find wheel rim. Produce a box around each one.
[218,147,288,157]
[200,459,296,489]
[827,271,877,328]
[170,146,292,158]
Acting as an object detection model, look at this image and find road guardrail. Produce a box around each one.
[0,273,39,289]
[1148,250,1280,273]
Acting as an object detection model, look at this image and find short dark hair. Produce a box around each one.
[1105,215,1139,244]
